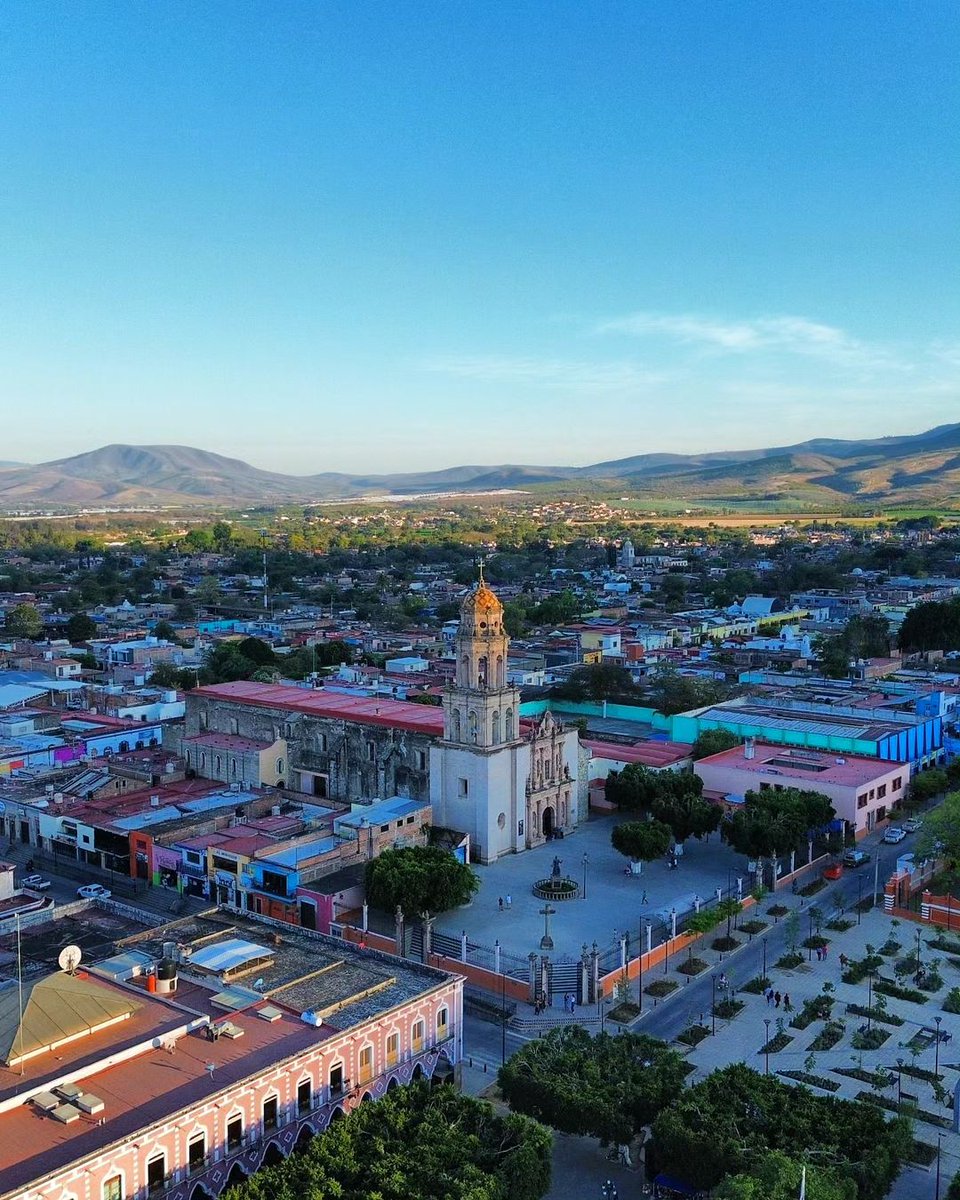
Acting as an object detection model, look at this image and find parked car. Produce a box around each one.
[842,849,871,868]
[21,874,52,890]
[883,827,908,844]
[903,817,923,833]
[76,883,112,900]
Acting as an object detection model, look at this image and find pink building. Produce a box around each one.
[0,912,462,1200]
[694,742,911,837]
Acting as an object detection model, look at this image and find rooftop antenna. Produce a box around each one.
[58,944,83,975]
[205,1062,216,1080]
[260,529,269,612]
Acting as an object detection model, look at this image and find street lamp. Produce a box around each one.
[935,1016,943,1079]
[857,874,863,926]
[807,910,814,962]
[936,1132,943,1200]
[762,936,767,982]
[711,974,717,1036]
[897,1058,904,1109]
[764,1018,771,1075]
[916,927,923,978]
[500,969,507,1066]
[867,968,875,1031]
[638,925,644,1012]
[582,852,589,900]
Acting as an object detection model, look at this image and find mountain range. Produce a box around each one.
[1,424,959,509]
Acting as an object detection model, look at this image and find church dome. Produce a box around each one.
[460,574,503,634]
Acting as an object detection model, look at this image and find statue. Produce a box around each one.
[552,855,562,879]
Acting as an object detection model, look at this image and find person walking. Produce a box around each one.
[641,890,647,905]
[822,943,828,959]
[498,897,503,912]
[816,947,823,962]
[506,894,512,909]
[774,991,782,1008]
[783,993,792,1012]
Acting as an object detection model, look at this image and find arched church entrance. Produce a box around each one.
[542,806,555,838]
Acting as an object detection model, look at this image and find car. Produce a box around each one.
[76,883,112,900]
[903,817,923,833]
[842,849,871,868]
[21,874,51,890]
[883,827,908,844]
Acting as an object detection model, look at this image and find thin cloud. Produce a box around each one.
[421,354,671,391]
[594,310,904,369]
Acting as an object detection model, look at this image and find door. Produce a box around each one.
[542,807,554,838]
[299,900,317,930]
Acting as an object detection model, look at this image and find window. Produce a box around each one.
[857,795,868,809]
[230,718,239,735]
[188,1135,206,1175]
[318,733,328,752]
[893,776,903,792]
[436,1007,448,1039]
[330,1062,344,1095]
[146,1156,166,1195]
[226,1115,243,1150]
[380,823,389,833]
[412,1019,424,1053]
[458,778,469,798]
[200,753,206,771]
[417,751,426,771]
[215,755,222,775]
[406,815,415,825]
[276,758,284,775]
[262,1095,279,1131]
[877,783,887,799]
[232,758,238,777]
[185,850,202,866]
[367,741,376,762]
[103,1177,122,1200]
[297,1079,312,1115]
[386,1032,399,1067]
[199,709,208,729]
[358,1044,373,1084]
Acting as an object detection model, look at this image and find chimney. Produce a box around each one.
[744,738,755,760]
[150,795,160,808]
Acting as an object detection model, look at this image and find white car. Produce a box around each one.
[22,874,51,890]
[902,817,923,833]
[76,883,112,900]
[883,827,908,844]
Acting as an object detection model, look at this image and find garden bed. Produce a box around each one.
[711,935,740,952]
[677,1024,710,1047]
[807,1021,845,1052]
[778,1069,839,1092]
[767,904,789,918]
[928,935,960,954]
[798,877,827,898]
[790,997,833,1030]
[857,1093,951,1131]
[712,999,744,1020]
[878,938,902,956]
[802,934,829,950]
[740,919,768,935]
[851,1027,890,1050]
[608,1002,640,1022]
[909,1140,940,1164]
[677,957,709,976]
[841,954,883,984]
[834,1066,894,1086]
[900,1063,943,1084]
[759,1031,793,1054]
[826,918,855,932]
[644,979,679,999]
[873,978,927,1004]
[776,952,804,970]
[741,976,771,995]
[844,1002,904,1027]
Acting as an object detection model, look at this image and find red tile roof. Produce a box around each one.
[195,682,445,736]
[584,739,693,768]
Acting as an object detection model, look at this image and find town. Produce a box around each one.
[1,507,960,1200]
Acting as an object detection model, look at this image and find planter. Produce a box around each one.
[532,878,580,901]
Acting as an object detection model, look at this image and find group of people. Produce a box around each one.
[764,987,792,1011]
[815,943,830,962]
[497,895,512,911]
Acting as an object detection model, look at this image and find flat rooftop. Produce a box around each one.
[697,742,908,787]
[584,738,692,769]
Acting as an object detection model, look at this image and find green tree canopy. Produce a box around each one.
[498,1025,686,1146]
[814,615,891,679]
[692,729,741,759]
[236,636,278,666]
[225,1081,551,1200]
[724,787,836,860]
[551,662,641,703]
[611,819,673,864]
[151,619,179,644]
[63,612,97,642]
[365,845,480,915]
[5,602,43,639]
[650,1063,910,1199]
[714,1151,856,1200]
[647,665,726,716]
[651,788,722,843]
[898,598,960,653]
[915,789,960,863]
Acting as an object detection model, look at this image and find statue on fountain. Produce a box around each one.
[552,855,563,879]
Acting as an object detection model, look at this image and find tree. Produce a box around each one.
[4,602,42,639]
[898,598,960,653]
[814,615,890,678]
[647,665,725,716]
[916,790,960,864]
[611,820,672,866]
[908,768,948,807]
[365,845,480,914]
[498,1025,686,1147]
[724,788,836,861]
[63,612,97,642]
[651,789,722,843]
[551,662,641,703]
[225,1081,551,1200]
[692,729,741,759]
[202,642,259,684]
[195,575,221,606]
[151,619,179,644]
[715,1151,856,1200]
[236,636,278,666]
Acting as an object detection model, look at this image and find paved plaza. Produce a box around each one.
[441,810,750,962]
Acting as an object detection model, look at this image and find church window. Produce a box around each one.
[215,754,222,775]
[451,711,462,742]
[497,812,506,829]
[468,711,479,743]
[505,709,514,740]
[478,655,488,688]
[496,655,504,687]
[367,741,376,762]
[492,712,501,745]
[458,778,469,798]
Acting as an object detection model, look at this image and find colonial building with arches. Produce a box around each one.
[0,912,461,1200]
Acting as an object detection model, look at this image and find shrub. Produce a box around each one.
[767,904,789,917]
[677,1024,710,1046]
[711,935,740,952]
[677,957,709,976]
[644,979,679,998]
[713,999,744,1020]
[759,1031,793,1054]
[942,987,960,1014]
[776,952,804,969]
[873,978,926,1004]
[790,996,833,1030]
[739,918,768,935]
[852,1027,890,1050]
[742,975,771,994]
[779,1069,840,1092]
[808,1021,845,1052]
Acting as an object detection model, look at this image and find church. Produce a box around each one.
[429,571,581,861]
[180,575,582,863]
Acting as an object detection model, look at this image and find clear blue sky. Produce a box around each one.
[2,1,958,474]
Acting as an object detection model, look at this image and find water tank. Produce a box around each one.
[156,958,178,994]
[162,940,177,959]
[271,805,281,817]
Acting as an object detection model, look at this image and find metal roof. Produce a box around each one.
[189,938,275,975]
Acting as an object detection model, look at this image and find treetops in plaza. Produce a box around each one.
[605,764,722,847]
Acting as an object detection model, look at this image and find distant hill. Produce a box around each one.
[0,425,958,509]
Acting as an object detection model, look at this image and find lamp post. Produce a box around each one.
[807,910,814,962]
[935,1015,943,1079]
[897,1058,904,1109]
[582,853,589,900]
[857,874,863,926]
[638,923,644,1012]
[500,968,507,1066]
[916,927,923,977]
[936,1132,943,1200]
[764,1018,771,1075]
[867,968,874,1032]
[711,973,717,1036]
[762,936,767,981]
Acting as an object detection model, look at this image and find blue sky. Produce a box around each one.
[1,1,958,474]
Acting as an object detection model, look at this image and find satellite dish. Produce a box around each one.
[58,945,83,974]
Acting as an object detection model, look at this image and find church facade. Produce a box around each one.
[180,577,581,864]
[429,573,580,862]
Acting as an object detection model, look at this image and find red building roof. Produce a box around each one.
[584,739,693,769]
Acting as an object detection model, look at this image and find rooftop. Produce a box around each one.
[697,742,908,786]
[584,738,693,768]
